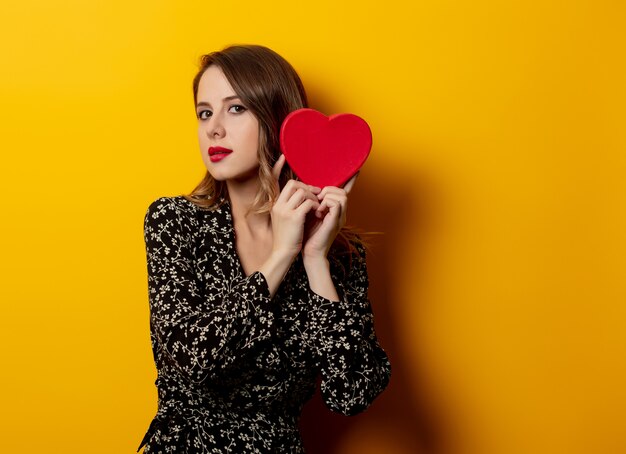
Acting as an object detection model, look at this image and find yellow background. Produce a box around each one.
[1,1,625,453]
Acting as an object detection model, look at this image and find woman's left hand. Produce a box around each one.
[302,172,359,259]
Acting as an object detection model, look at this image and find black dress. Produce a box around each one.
[137,196,391,453]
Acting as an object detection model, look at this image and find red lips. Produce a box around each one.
[208,146,232,163]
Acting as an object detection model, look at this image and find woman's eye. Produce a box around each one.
[229,105,247,114]
[198,110,212,120]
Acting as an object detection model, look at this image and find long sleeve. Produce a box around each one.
[306,242,391,416]
[143,197,276,385]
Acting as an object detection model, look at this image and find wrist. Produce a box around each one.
[303,256,339,301]
[259,249,299,299]
[271,248,299,264]
[302,247,330,261]
[303,254,330,271]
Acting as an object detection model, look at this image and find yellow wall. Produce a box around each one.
[1,1,624,453]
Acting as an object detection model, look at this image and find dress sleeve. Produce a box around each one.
[306,242,392,416]
[143,197,275,385]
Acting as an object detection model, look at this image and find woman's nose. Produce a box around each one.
[211,124,225,138]
[208,117,225,138]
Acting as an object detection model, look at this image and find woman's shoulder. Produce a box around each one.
[145,195,199,215]
[144,195,232,233]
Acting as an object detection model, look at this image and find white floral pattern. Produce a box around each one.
[137,196,391,453]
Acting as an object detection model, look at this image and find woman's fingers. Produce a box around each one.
[316,193,342,214]
[313,171,358,204]
[295,198,320,216]
[271,154,286,182]
[276,179,321,206]
[314,192,348,231]
[343,171,359,194]
[316,189,347,213]
[317,185,348,201]
[285,187,320,211]
[326,199,341,219]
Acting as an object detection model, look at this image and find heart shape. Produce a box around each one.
[279,108,372,188]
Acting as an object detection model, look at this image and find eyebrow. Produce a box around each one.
[196,95,241,108]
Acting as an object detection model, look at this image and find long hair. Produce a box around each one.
[184,44,371,264]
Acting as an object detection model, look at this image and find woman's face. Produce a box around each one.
[196,65,260,183]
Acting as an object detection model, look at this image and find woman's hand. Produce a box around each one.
[269,154,322,260]
[257,155,321,299]
[302,172,359,260]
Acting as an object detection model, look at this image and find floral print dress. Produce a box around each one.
[137,196,391,453]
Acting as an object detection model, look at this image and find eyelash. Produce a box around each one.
[230,105,247,114]
[197,104,247,120]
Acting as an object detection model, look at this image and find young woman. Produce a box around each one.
[137,44,391,453]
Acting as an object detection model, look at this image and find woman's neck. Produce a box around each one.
[226,178,272,238]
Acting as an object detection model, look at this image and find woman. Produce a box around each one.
[138,44,391,453]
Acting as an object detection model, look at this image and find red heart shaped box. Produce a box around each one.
[279,108,372,188]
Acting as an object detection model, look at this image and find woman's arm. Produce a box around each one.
[302,256,339,301]
[305,241,392,416]
[144,197,275,385]
[297,174,390,415]
[259,177,322,298]
[300,172,359,301]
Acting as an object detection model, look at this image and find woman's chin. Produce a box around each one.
[206,169,260,185]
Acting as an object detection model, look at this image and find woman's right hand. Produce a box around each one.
[270,154,321,260]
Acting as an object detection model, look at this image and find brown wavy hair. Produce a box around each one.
[184,44,371,264]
